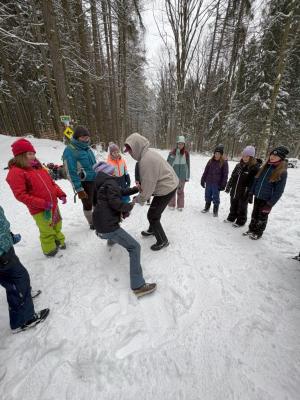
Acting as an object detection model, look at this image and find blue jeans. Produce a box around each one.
[205,184,220,205]
[0,247,35,329]
[99,228,145,290]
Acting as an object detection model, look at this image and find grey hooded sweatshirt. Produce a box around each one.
[125,133,179,204]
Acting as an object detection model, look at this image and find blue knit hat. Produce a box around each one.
[93,161,115,175]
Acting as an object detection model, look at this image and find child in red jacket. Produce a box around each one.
[6,139,67,257]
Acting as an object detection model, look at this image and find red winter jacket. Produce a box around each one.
[6,165,66,215]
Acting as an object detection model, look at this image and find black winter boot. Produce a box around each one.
[213,204,219,217]
[201,202,211,213]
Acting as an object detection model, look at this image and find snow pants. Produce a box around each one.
[0,247,35,329]
[169,181,185,208]
[205,184,220,205]
[248,198,269,237]
[98,228,145,290]
[147,189,176,244]
[227,197,248,226]
[33,211,65,255]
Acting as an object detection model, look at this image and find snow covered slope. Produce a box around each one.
[0,135,299,400]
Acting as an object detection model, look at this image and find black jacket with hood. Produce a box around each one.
[92,171,138,233]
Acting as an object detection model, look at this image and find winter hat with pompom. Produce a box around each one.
[242,145,256,158]
[11,138,36,156]
[270,146,289,160]
[93,161,115,176]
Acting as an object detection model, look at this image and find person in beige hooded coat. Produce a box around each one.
[124,133,179,251]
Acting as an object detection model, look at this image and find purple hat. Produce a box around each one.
[242,145,255,157]
[109,143,119,154]
[93,161,115,176]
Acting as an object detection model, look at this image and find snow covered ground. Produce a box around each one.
[0,135,299,400]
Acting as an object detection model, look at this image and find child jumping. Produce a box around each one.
[225,145,260,227]
[201,144,228,217]
[6,138,67,257]
[245,146,289,240]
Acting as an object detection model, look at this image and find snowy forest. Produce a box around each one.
[0,0,299,157]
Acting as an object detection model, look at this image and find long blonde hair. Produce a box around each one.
[8,154,40,169]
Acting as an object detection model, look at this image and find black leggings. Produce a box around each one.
[147,189,176,243]
[81,181,95,211]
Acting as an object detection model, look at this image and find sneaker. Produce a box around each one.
[31,289,42,299]
[141,230,154,237]
[133,283,157,298]
[44,248,58,257]
[177,208,183,212]
[151,241,169,251]
[12,308,50,333]
[168,206,175,210]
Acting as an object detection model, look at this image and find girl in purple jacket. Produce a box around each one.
[201,145,229,216]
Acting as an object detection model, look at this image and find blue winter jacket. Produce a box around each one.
[0,206,13,256]
[251,164,287,206]
[62,138,97,192]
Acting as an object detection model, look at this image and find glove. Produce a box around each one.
[200,180,205,188]
[219,186,225,191]
[248,194,253,204]
[60,196,67,204]
[44,201,52,211]
[225,186,230,194]
[11,233,21,245]
[78,190,88,200]
[122,211,130,219]
[261,204,272,214]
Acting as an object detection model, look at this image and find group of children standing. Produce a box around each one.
[0,128,290,333]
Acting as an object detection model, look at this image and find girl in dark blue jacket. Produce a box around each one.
[245,146,289,240]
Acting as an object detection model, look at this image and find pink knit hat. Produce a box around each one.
[109,143,119,154]
[242,145,255,157]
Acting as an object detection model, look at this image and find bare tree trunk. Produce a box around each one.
[41,0,71,115]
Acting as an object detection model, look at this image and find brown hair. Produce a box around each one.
[256,159,287,182]
[209,154,225,167]
[8,154,40,169]
[244,156,257,167]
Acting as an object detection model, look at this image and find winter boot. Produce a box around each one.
[12,308,50,333]
[292,253,300,261]
[141,230,154,237]
[55,240,66,250]
[133,283,157,298]
[213,204,219,217]
[150,240,169,251]
[83,210,93,228]
[242,230,252,236]
[249,232,262,240]
[44,247,58,257]
[201,202,211,213]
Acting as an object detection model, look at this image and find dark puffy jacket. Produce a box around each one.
[92,172,139,233]
[251,164,287,206]
[226,160,260,200]
[201,158,229,189]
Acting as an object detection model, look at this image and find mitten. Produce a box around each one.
[11,233,21,245]
[78,190,88,200]
[225,186,230,193]
[248,194,253,204]
[60,196,67,204]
